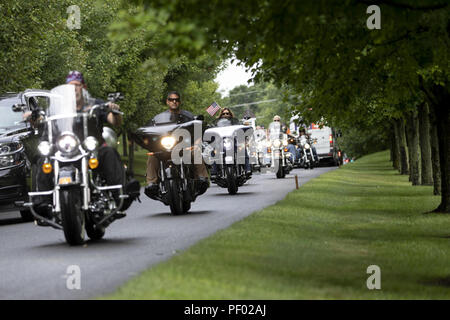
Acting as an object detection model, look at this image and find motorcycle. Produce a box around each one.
[252,128,270,170]
[133,114,206,215]
[203,118,253,195]
[13,85,139,245]
[298,135,315,169]
[268,122,293,178]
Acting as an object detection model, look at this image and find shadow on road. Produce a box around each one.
[211,191,259,196]
[32,236,145,250]
[150,210,213,218]
[0,217,27,226]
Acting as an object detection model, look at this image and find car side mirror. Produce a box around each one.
[195,115,204,121]
[12,104,26,112]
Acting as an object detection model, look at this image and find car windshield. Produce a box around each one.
[0,97,24,129]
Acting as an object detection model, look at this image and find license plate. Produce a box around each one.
[58,176,72,185]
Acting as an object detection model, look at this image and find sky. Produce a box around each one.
[215,58,254,97]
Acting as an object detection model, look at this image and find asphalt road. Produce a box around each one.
[0,166,335,299]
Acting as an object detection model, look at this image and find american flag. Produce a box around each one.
[206,101,220,117]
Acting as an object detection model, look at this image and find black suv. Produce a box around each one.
[0,93,34,221]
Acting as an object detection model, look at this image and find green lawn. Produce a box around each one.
[103,150,449,299]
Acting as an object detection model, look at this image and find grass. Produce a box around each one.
[103,150,450,299]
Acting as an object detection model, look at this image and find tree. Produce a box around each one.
[113,0,449,212]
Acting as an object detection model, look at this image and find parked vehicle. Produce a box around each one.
[204,118,253,194]
[15,85,138,245]
[0,93,34,221]
[134,114,206,215]
[268,121,293,178]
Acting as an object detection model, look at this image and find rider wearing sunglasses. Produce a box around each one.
[145,91,209,196]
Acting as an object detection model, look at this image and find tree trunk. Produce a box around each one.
[429,107,441,195]
[127,135,135,174]
[405,116,414,181]
[398,118,409,175]
[392,120,401,171]
[406,113,421,185]
[431,99,450,212]
[418,103,433,185]
[419,77,449,212]
[122,133,128,158]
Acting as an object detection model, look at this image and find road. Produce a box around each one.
[0,166,335,299]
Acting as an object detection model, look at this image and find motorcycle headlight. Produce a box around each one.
[38,141,52,156]
[57,133,79,154]
[161,136,176,150]
[223,138,233,150]
[273,139,281,148]
[83,136,98,151]
[304,143,311,149]
[282,140,288,146]
[265,140,271,147]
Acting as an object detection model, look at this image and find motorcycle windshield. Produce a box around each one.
[152,112,181,125]
[268,122,282,140]
[299,135,308,144]
[215,118,234,127]
[46,84,86,143]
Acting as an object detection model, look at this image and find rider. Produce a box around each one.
[144,91,209,197]
[272,115,297,164]
[299,127,319,163]
[215,107,239,125]
[29,71,137,217]
[210,108,252,178]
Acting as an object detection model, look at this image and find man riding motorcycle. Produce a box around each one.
[298,127,319,164]
[273,115,297,164]
[144,91,209,197]
[27,71,137,220]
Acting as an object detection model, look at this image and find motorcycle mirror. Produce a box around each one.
[195,115,204,121]
[107,92,124,102]
[12,103,26,112]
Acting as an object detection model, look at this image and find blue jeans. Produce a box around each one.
[287,144,297,163]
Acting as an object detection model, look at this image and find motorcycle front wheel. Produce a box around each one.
[276,159,285,179]
[60,188,85,245]
[226,165,238,195]
[168,179,185,215]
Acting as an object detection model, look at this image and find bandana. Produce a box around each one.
[66,70,85,84]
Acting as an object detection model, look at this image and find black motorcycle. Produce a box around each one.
[203,118,252,195]
[133,114,206,215]
[13,85,139,245]
[299,135,315,169]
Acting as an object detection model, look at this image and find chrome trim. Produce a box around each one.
[0,145,24,156]
[0,160,25,171]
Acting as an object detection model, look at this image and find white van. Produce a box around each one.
[307,123,340,165]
